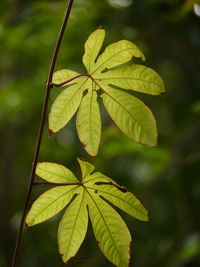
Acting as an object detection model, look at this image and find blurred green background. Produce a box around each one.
[1,0,200,266]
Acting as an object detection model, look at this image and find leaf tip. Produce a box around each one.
[77,157,86,162]
[62,256,72,265]
[98,25,105,30]
[48,128,55,136]
[160,91,165,95]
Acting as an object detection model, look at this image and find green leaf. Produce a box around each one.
[102,86,157,146]
[77,158,95,178]
[49,80,86,133]
[87,192,131,267]
[83,28,105,73]
[26,185,79,226]
[92,39,145,74]
[95,64,165,95]
[76,88,101,156]
[58,189,88,264]
[52,69,80,86]
[49,28,164,154]
[92,182,148,221]
[26,159,148,266]
[36,162,78,183]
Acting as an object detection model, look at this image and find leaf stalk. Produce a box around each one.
[34,181,83,186]
[49,74,90,88]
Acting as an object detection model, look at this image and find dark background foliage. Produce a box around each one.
[1,0,200,266]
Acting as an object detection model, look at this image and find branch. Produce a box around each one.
[11,1,74,266]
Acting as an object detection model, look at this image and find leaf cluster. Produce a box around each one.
[26,159,148,266]
[49,28,165,156]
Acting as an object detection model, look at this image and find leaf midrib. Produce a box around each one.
[51,78,88,129]
[31,186,79,221]
[64,189,86,258]
[85,185,146,218]
[95,77,162,88]
[37,166,77,182]
[85,188,122,262]
[91,46,139,75]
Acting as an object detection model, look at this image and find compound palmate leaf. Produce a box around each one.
[49,28,165,155]
[26,159,148,266]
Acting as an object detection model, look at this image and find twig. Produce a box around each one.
[11,1,74,266]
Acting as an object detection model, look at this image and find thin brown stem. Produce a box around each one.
[34,181,82,186]
[11,1,74,266]
[50,73,90,88]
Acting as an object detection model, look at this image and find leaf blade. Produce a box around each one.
[76,88,101,156]
[95,64,165,95]
[102,86,157,146]
[87,191,131,267]
[26,186,79,226]
[92,40,145,74]
[49,80,86,133]
[83,28,105,73]
[58,189,88,264]
[78,158,95,179]
[52,69,80,86]
[94,184,148,221]
[36,162,78,183]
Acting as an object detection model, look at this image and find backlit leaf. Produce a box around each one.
[26,185,79,226]
[49,28,164,154]
[26,159,148,266]
[95,64,165,95]
[87,192,131,267]
[78,158,95,178]
[49,80,86,133]
[52,69,80,86]
[102,86,157,146]
[92,39,145,74]
[76,88,101,156]
[58,189,88,263]
[83,28,105,73]
[36,162,78,183]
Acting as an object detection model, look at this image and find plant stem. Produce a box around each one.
[34,181,83,186]
[11,1,74,266]
[50,73,90,87]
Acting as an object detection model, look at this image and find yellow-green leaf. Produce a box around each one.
[58,189,88,263]
[49,29,164,154]
[49,80,87,133]
[26,159,148,266]
[102,86,157,146]
[26,185,79,226]
[77,158,95,178]
[86,191,131,267]
[52,69,80,86]
[36,162,78,183]
[83,171,114,184]
[76,88,101,156]
[95,64,165,95]
[83,28,105,73]
[92,183,148,221]
[92,40,145,74]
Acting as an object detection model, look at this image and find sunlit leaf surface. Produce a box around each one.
[26,159,148,266]
[49,28,165,155]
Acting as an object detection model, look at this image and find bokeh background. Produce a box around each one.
[1,0,200,266]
